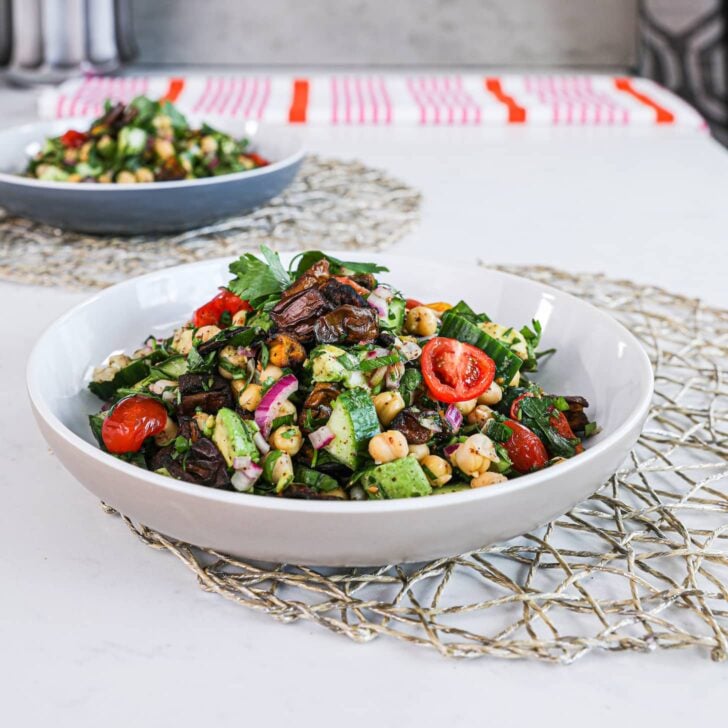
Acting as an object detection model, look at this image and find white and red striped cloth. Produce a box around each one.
[38,73,706,130]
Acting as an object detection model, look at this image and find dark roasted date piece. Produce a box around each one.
[313,305,379,344]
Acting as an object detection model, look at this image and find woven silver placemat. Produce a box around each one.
[105,265,728,664]
[0,155,421,290]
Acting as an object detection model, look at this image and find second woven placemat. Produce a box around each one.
[0,155,421,290]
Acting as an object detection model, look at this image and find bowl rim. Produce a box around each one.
[0,116,305,191]
[27,254,654,515]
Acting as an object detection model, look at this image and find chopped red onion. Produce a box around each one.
[309,425,335,450]
[367,347,390,359]
[443,443,460,458]
[444,404,463,431]
[371,285,393,301]
[366,291,388,318]
[231,458,263,492]
[237,346,255,357]
[385,365,403,390]
[398,340,422,361]
[308,425,336,450]
[233,456,252,470]
[253,431,270,455]
[149,379,176,395]
[254,373,299,438]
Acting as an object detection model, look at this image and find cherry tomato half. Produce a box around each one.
[421,337,496,404]
[405,298,423,310]
[193,288,252,328]
[101,396,168,454]
[247,152,269,167]
[60,129,88,148]
[501,419,549,474]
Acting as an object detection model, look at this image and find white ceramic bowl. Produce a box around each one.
[27,253,653,566]
[0,118,304,234]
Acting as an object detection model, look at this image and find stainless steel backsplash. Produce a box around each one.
[130,0,638,68]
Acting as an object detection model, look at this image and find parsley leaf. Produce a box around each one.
[186,346,216,373]
[289,250,388,278]
[228,246,289,305]
[519,396,578,458]
[520,320,544,372]
[261,244,292,289]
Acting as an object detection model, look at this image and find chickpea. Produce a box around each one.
[91,365,116,383]
[154,416,178,446]
[259,364,283,384]
[268,334,306,368]
[66,173,82,183]
[172,327,194,355]
[471,472,508,488]
[420,455,452,488]
[135,167,155,183]
[116,170,137,184]
[405,306,439,337]
[218,344,248,380]
[154,138,175,160]
[230,379,246,397]
[108,353,131,370]
[231,309,248,326]
[79,141,93,162]
[453,434,499,477]
[408,443,430,461]
[454,398,478,416]
[478,381,503,406]
[368,430,408,464]
[195,325,220,343]
[276,399,297,419]
[153,114,172,133]
[200,135,218,155]
[193,412,215,437]
[63,149,78,165]
[372,391,405,426]
[237,383,263,412]
[98,173,112,184]
[269,451,294,487]
[270,425,303,456]
[467,404,494,427]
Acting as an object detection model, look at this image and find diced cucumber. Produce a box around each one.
[311,345,367,389]
[88,358,153,401]
[324,388,380,470]
[431,482,471,495]
[153,355,189,379]
[365,456,432,499]
[479,321,529,361]
[294,465,340,492]
[380,296,406,332]
[213,408,260,467]
[439,312,523,384]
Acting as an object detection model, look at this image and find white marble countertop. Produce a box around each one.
[2,83,727,726]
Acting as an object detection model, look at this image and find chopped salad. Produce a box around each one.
[88,247,598,500]
[25,96,268,184]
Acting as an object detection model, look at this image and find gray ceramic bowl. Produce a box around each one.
[0,118,304,234]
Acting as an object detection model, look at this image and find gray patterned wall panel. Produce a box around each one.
[130,0,638,68]
[638,0,726,127]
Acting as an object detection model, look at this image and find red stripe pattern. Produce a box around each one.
[43,74,702,130]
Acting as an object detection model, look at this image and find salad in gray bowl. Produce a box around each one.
[0,96,304,234]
